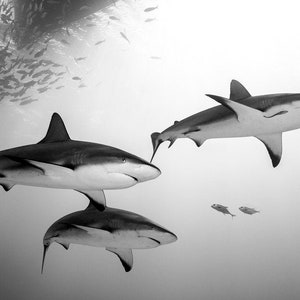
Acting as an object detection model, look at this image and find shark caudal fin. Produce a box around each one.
[41,244,49,274]
[150,132,163,162]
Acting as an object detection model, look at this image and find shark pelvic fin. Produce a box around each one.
[150,132,163,162]
[39,113,71,144]
[190,138,203,147]
[0,182,15,191]
[255,133,282,168]
[76,190,106,211]
[106,247,133,272]
[230,80,251,101]
[205,94,263,122]
[57,241,69,250]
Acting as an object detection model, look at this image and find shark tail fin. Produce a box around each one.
[150,132,163,162]
[41,244,49,274]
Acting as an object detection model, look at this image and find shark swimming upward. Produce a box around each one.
[151,80,300,167]
[42,202,177,272]
[0,113,161,210]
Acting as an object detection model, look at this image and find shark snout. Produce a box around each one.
[125,160,161,183]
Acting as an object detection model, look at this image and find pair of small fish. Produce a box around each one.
[211,204,259,217]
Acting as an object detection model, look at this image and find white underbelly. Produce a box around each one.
[69,231,160,249]
[199,112,300,140]
[0,163,137,190]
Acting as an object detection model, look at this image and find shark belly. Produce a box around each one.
[66,230,160,249]
[0,162,138,190]
[194,110,300,141]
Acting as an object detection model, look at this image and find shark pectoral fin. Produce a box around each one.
[0,182,15,191]
[256,133,282,167]
[38,113,71,144]
[106,247,133,272]
[229,80,251,101]
[76,190,106,211]
[205,94,263,122]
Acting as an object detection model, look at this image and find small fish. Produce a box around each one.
[211,204,235,217]
[95,39,105,46]
[239,207,260,215]
[150,56,161,60]
[144,6,158,12]
[56,86,64,90]
[120,32,130,43]
[78,83,86,88]
[86,23,96,27]
[74,57,87,62]
[109,16,120,21]
[60,39,70,45]
[72,76,81,81]
[145,18,156,22]
[19,99,38,105]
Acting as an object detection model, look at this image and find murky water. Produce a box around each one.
[1,1,300,300]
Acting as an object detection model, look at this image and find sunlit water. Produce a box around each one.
[1,1,300,300]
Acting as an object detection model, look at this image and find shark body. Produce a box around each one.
[0,113,161,209]
[42,203,177,272]
[151,80,300,167]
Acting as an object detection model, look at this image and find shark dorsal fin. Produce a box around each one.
[38,113,71,144]
[230,80,251,101]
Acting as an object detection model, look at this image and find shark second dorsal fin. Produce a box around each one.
[230,80,251,101]
[106,247,133,272]
[38,113,71,144]
[256,133,282,168]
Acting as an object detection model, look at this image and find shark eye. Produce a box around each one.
[122,158,126,163]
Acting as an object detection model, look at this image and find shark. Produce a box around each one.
[150,80,300,167]
[0,113,161,210]
[42,202,177,273]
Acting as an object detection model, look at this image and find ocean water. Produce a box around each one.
[1,1,300,300]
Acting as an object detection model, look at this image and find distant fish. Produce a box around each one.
[150,56,161,60]
[144,6,158,12]
[239,207,260,215]
[120,32,130,43]
[86,23,96,27]
[78,83,86,88]
[19,99,38,105]
[109,16,120,21]
[72,76,81,81]
[56,86,64,90]
[74,56,87,62]
[211,204,235,217]
[145,18,156,22]
[95,39,105,46]
[60,39,70,45]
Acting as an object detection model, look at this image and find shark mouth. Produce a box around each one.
[124,174,138,182]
